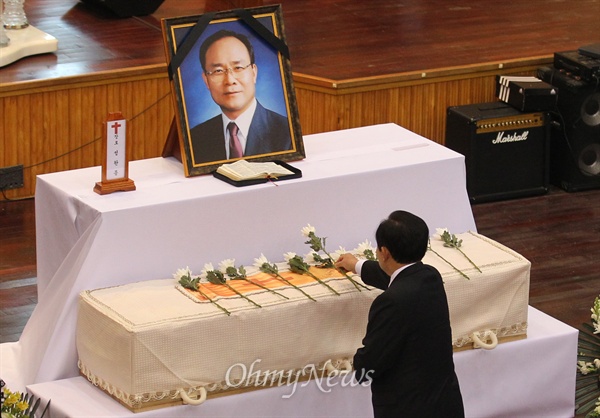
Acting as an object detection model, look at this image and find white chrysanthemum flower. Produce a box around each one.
[594,403,600,414]
[253,253,269,268]
[219,258,236,271]
[304,251,318,264]
[354,240,375,254]
[594,322,600,335]
[331,246,347,261]
[578,361,591,375]
[435,228,449,239]
[283,252,297,262]
[202,262,215,276]
[301,224,316,237]
[594,359,600,368]
[173,266,191,281]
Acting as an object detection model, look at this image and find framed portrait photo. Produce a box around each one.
[161,5,305,176]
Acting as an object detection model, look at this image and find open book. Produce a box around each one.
[216,160,295,181]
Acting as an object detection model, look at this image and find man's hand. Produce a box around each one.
[335,253,359,274]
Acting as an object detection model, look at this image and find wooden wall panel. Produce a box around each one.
[293,88,340,135]
[1,75,173,200]
[295,67,538,142]
[1,64,541,200]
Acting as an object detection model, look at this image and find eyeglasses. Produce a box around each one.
[205,63,253,80]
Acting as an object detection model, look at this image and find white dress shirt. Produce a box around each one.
[355,259,415,288]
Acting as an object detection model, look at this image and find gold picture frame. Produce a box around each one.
[161,5,305,176]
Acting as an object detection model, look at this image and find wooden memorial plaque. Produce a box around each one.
[94,112,136,195]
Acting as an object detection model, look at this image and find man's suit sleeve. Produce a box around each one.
[360,260,390,290]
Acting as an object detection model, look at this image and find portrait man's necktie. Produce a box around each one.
[227,122,243,158]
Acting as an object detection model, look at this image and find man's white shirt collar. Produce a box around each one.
[388,263,415,287]
[355,260,415,288]
[222,99,257,158]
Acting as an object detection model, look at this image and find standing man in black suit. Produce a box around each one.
[335,210,464,418]
[190,29,292,164]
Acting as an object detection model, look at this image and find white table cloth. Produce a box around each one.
[2,124,477,390]
[26,307,578,417]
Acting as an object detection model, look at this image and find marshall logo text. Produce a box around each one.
[493,130,529,144]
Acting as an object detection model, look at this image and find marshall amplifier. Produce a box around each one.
[446,102,550,203]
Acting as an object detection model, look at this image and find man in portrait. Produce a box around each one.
[190,29,292,164]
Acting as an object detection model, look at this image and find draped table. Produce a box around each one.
[2,123,577,416]
[4,123,474,389]
[25,307,577,417]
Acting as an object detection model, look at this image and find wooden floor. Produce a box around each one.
[1,185,600,343]
[3,0,599,84]
[0,198,37,343]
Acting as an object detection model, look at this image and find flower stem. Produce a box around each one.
[441,231,481,274]
[427,246,470,280]
[196,286,232,315]
[288,256,340,296]
[306,271,340,296]
[456,247,482,273]
[223,282,262,308]
[343,272,371,291]
[273,273,317,302]
[240,278,289,300]
[323,249,370,291]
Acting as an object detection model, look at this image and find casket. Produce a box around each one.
[77,267,379,411]
[76,231,529,411]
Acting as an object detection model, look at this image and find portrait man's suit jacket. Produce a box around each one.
[189,101,291,164]
[355,261,464,418]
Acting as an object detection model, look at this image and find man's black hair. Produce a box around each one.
[375,210,429,264]
[199,29,255,71]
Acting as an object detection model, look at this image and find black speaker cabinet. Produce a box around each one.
[446,102,550,203]
[538,66,600,192]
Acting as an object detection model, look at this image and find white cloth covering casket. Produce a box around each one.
[76,232,529,410]
[77,268,379,411]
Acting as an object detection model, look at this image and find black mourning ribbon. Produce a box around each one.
[167,12,215,81]
[167,9,290,81]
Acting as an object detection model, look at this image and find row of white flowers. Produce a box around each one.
[174,225,474,314]
[174,224,377,314]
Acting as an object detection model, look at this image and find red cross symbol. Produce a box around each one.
[111,121,122,135]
